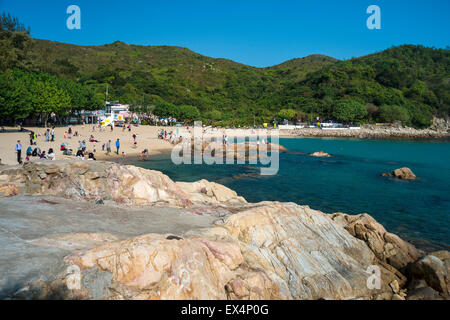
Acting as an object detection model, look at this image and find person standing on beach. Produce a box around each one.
[115,139,120,154]
[51,127,55,142]
[106,140,111,155]
[15,140,22,164]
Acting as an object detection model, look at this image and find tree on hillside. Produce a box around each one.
[178,105,200,122]
[0,71,33,123]
[152,100,178,118]
[276,108,297,121]
[365,103,379,122]
[332,100,368,122]
[404,102,433,128]
[0,12,33,72]
[30,79,71,127]
[378,105,410,124]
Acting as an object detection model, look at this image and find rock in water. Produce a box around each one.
[393,167,417,180]
[382,167,417,180]
[309,151,331,157]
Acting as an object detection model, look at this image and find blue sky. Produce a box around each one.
[1,0,449,67]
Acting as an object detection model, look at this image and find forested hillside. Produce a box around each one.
[1,13,449,128]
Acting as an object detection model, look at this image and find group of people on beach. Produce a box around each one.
[10,122,198,165]
[15,140,55,164]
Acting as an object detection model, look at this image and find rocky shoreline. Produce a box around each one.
[280,124,450,140]
[0,160,448,300]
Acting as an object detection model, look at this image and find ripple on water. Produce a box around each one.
[130,137,450,251]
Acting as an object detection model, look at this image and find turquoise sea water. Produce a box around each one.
[130,137,450,251]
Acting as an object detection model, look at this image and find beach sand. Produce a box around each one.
[0,125,276,166]
[0,125,181,165]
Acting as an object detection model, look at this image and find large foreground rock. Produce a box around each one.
[0,160,443,300]
[2,198,402,300]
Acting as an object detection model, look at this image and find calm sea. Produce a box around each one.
[130,137,450,252]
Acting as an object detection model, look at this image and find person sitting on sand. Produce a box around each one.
[26,146,33,156]
[89,135,99,143]
[47,148,56,161]
[87,152,96,161]
[32,147,39,157]
[76,149,85,159]
[40,151,46,159]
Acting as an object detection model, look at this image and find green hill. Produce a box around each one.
[28,39,336,123]
[1,13,449,127]
[259,45,450,127]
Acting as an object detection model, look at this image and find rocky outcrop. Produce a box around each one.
[381,167,417,180]
[176,179,246,205]
[0,183,18,196]
[0,160,245,207]
[331,213,423,271]
[430,117,450,132]
[0,160,446,300]
[8,201,403,300]
[405,251,450,296]
[309,151,331,158]
[284,125,450,139]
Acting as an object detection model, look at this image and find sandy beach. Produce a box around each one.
[0,125,275,165]
[0,125,181,165]
[1,124,448,166]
